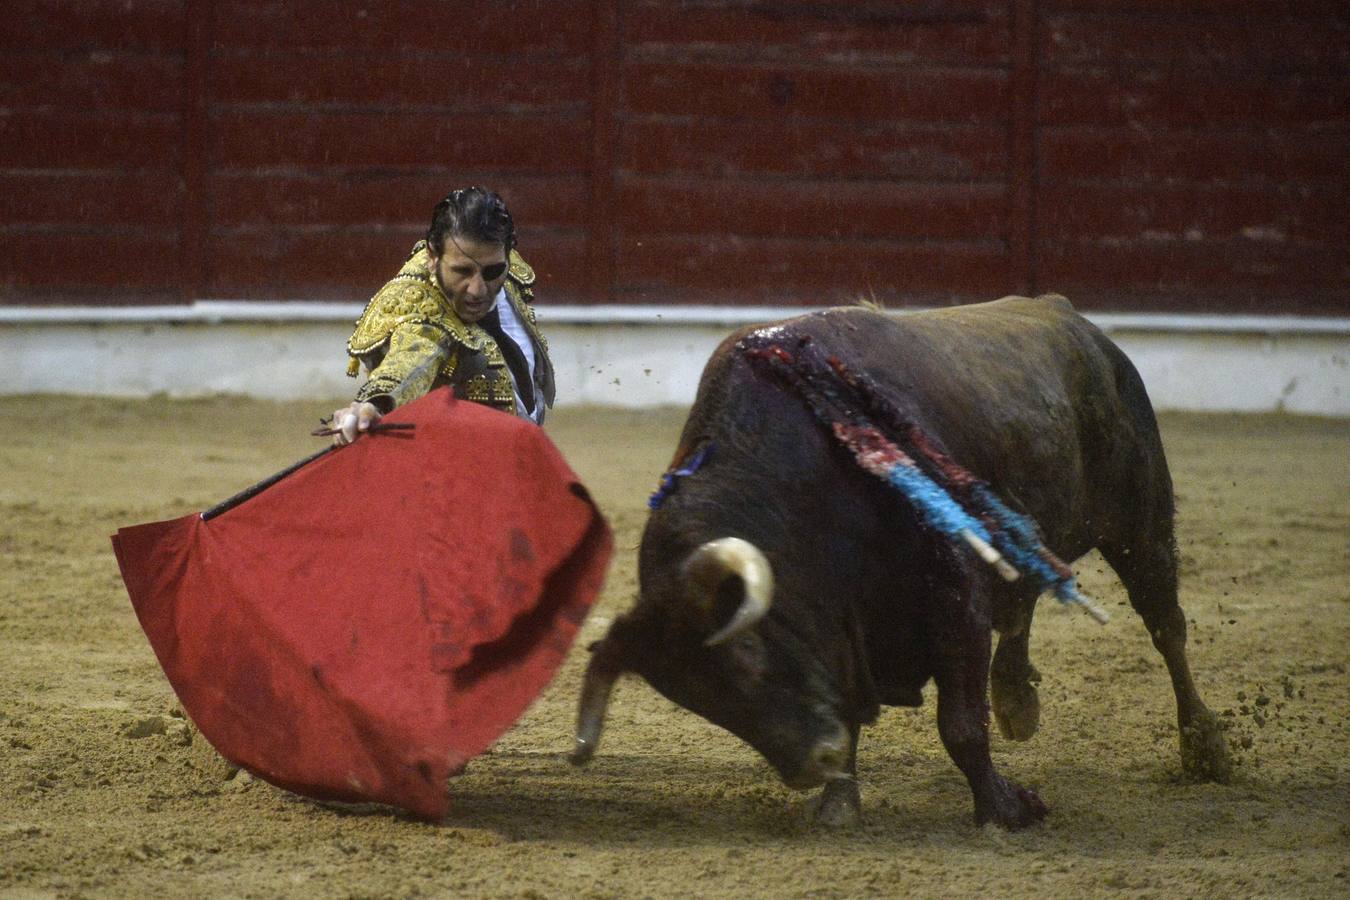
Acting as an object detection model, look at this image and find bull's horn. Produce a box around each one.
[571,635,625,765]
[683,537,774,647]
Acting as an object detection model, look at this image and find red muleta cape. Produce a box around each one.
[111,388,612,819]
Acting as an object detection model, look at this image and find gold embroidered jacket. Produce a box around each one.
[346,241,555,420]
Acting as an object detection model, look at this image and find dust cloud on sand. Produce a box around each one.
[1,396,1347,897]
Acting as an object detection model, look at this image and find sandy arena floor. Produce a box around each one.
[1,396,1347,898]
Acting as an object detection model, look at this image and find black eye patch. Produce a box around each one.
[481,261,507,281]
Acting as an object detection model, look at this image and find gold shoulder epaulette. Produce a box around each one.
[347,278,447,356]
[347,242,487,359]
[508,249,535,287]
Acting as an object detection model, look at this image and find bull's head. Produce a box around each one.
[572,536,855,790]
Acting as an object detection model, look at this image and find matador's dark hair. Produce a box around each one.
[426,186,516,257]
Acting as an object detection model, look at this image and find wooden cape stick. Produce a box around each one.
[200,423,414,521]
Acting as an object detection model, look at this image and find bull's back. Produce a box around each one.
[694,295,1168,558]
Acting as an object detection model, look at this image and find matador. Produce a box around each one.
[337,187,555,442]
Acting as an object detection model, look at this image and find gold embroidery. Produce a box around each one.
[460,372,517,413]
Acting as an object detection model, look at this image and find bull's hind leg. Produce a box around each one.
[1099,539,1232,783]
[991,593,1041,741]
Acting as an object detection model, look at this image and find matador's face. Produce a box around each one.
[431,235,509,324]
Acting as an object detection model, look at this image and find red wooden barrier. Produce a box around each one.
[0,0,1345,313]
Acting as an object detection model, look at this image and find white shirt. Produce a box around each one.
[489,287,542,423]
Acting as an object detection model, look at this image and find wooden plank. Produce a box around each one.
[180,0,210,302]
[616,177,1006,240]
[0,231,181,292]
[0,111,181,169]
[1007,0,1039,293]
[1039,239,1350,308]
[1039,127,1349,184]
[0,0,185,53]
[624,0,1009,65]
[587,0,621,304]
[0,54,183,111]
[0,173,181,226]
[1040,69,1350,130]
[1039,182,1350,247]
[205,228,589,300]
[621,120,1008,180]
[208,52,590,113]
[513,231,591,302]
[1023,282,1349,315]
[1042,289,1350,315]
[0,288,184,306]
[615,235,1010,305]
[622,61,1008,123]
[1045,1,1346,15]
[205,228,435,299]
[208,174,590,229]
[208,111,592,173]
[1042,13,1350,73]
[210,0,591,53]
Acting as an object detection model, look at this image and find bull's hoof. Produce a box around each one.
[810,779,861,829]
[974,777,1047,830]
[1180,710,1232,784]
[991,674,1041,742]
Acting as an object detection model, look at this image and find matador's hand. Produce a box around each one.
[331,401,383,446]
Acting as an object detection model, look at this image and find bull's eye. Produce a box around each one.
[724,631,768,683]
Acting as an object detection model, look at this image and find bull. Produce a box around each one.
[571,295,1232,829]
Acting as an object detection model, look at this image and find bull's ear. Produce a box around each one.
[680,537,773,646]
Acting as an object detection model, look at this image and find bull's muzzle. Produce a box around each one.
[785,725,853,790]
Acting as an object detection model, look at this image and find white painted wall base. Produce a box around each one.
[2,304,1347,415]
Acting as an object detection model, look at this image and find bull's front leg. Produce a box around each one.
[810,722,861,828]
[932,586,1047,829]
